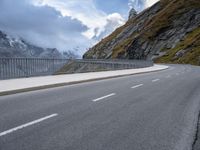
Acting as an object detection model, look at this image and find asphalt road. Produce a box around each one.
[0,64,200,150]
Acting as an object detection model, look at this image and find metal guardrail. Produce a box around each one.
[0,58,153,80]
[0,58,68,80]
[73,59,153,71]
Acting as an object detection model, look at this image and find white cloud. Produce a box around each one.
[128,0,145,12]
[93,13,125,41]
[145,0,159,8]
[0,0,91,56]
[128,0,159,12]
[1,0,160,57]
[33,0,125,39]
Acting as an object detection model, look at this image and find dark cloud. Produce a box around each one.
[0,0,89,54]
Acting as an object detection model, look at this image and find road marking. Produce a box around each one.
[152,79,160,82]
[92,93,116,102]
[131,84,143,89]
[0,114,58,137]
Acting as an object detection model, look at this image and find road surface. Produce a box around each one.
[0,64,200,150]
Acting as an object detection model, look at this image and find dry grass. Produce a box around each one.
[84,0,200,65]
[155,27,200,65]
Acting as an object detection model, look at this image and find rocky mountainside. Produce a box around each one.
[0,30,63,58]
[83,0,200,65]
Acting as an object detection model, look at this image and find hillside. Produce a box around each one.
[83,0,200,65]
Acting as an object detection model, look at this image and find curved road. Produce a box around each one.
[0,64,200,150]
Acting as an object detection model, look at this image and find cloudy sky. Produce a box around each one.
[0,0,159,56]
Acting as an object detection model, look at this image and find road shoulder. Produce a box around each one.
[0,64,168,96]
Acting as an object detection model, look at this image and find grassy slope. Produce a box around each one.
[84,0,200,65]
[112,0,200,65]
[155,27,200,65]
[143,0,200,39]
[83,24,127,58]
[83,6,154,58]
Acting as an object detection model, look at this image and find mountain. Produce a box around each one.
[83,0,200,66]
[0,30,63,58]
[129,8,137,19]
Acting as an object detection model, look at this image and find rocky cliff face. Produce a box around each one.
[0,30,63,58]
[83,0,200,65]
[129,8,137,19]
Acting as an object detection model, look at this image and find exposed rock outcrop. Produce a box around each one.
[84,0,200,65]
[129,8,137,19]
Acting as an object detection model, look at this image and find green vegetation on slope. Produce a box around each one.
[84,0,200,66]
[83,24,128,58]
[111,35,136,58]
[155,27,200,65]
[143,0,200,40]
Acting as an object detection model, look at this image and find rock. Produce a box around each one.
[175,49,187,58]
[129,8,137,19]
[83,0,200,65]
[0,31,7,39]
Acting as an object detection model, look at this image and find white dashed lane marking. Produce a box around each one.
[131,84,144,89]
[0,114,58,137]
[152,79,160,82]
[92,93,116,102]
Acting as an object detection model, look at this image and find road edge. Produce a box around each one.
[0,65,169,96]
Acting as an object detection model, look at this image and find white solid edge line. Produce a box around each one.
[131,84,144,89]
[93,93,116,102]
[152,79,160,82]
[0,114,58,137]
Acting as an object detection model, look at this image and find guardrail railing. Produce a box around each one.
[0,58,153,80]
